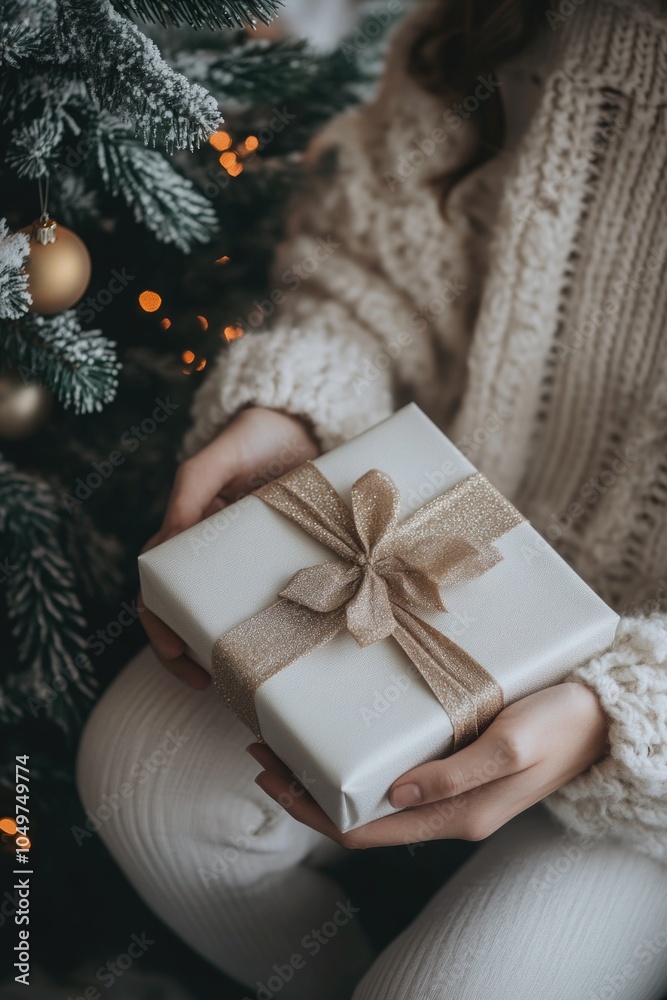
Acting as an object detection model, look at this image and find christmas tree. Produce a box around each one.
[0,0,398,990]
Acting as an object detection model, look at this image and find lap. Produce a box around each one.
[76,646,338,884]
[78,648,667,999]
[354,806,667,1000]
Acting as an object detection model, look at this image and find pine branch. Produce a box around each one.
[5,115,63,178]
[0,15,42,67]
[0,219,31,319]
[173,36,318,106]
[0,311,120,414]
[97,116,218,252]
[0,455,96,733]
[60,506,124,604]
[169,30,382,144]
[111,0,280,30]
[58,0,223,151]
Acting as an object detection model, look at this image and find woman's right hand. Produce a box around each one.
[138,406,321,688]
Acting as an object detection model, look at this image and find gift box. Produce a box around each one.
[138,404,619,832]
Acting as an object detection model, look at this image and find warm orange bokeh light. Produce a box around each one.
[160,317,172,330]
[215,255,230,265]
[209,130,233,151]
[219,151,237,169]
[223,324,244,342]
[182,349,195,364]
[0,818,17,835]
[244,135,259,151]
[139,290,162,312]
[196,315,209,331]
[196,358,207,371]
[227,162,243,177]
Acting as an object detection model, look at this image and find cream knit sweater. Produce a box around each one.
[184,0,667,863]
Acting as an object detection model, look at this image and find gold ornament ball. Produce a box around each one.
[19,217,92,315]
[0,371,52,439]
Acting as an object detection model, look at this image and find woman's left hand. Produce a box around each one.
[246,681,609,849]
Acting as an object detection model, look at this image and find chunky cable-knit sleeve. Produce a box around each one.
[182,117,455,454]
[545,614,667,864]
[183,2,484,457]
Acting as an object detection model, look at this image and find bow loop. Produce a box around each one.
[351,469,401,557]
[280,561,361,613]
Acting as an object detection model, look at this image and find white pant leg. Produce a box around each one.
[76,647,374,1000]
[353,805,667,1000]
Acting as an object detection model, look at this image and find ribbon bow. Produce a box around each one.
[212,462,523,750]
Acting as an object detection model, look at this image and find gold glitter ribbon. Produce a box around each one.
[212,463,524,749]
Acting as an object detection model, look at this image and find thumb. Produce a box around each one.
[162,434,237,536]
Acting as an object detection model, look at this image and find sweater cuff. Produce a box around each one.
[182,310,394,457]
[544,613,667,864]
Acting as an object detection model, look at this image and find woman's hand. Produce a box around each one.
[247,681,609,848]
[138,406,320,688]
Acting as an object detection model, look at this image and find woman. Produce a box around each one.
[77,1,667,997]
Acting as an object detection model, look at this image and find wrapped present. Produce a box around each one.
[139,404,619,832]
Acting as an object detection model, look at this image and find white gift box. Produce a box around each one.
[138,404,619,832]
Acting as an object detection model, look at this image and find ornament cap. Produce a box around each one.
[31,214,57,245]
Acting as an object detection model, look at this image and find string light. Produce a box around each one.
[196,315,209,331]
[138,290,162,312]
[182,349,195,364]
[0,818,29,849]
[223,323,244,341]
[196,358,207,371]
[219,151,243,176]
[160,317,172,330]
[244,135,259,151]
[215,255,230,265]
[209,129,233,151]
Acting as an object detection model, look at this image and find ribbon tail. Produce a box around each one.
[391,606,504,752]
[212,600,346,739]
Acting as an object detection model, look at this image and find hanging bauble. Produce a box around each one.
[18,215,91,315]
[0,370,52,439]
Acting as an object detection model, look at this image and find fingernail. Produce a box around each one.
[390,783,422,809]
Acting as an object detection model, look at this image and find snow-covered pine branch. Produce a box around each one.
[97,115,219,252]
[58,0,223,151]
[110,0,280,30]
[0,311,121,414]
[0,219,31,319]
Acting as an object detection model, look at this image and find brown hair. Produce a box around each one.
[408,0,551,197]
